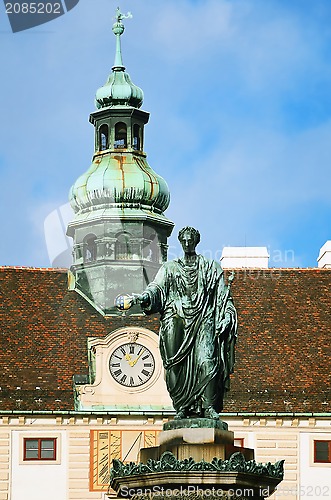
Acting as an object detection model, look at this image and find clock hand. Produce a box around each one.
[124,353,132,363]
[124,352,137,367]
[131,348,146,367]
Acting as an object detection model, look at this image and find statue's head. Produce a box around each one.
[178,227,200,254]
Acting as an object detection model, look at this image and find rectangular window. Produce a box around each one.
[23,438,56,461]
[314,440,331,463]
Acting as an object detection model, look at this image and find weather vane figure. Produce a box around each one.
[114,7,132,23]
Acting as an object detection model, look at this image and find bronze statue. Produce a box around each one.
[133,227,237,420]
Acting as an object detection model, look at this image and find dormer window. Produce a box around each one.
[99,124,108,151]
[84,234,97,263]
[114,122,127,149]
[133,124,141,150]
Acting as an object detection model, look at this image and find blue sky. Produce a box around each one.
[1,0,331,267]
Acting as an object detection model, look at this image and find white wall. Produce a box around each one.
[11,430,68,500]
[299,433,331,498]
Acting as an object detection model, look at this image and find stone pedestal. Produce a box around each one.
[140,419,254,464]
[110,419,284,500]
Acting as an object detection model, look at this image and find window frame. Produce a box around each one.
[19,432,62,465]
[115,232,132,260]
[83,233,97,263]
[132,123,141,150]
[99,124,109,151]
[114,121,127,149]
[234,437,245,448]
[314,440,331,464]
[23,437,57,462]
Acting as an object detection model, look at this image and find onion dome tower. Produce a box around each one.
[67,9,174,315]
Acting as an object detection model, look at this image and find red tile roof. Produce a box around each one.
[0,267,330,414]
[228,268,331,413]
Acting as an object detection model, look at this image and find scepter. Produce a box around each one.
[219,271,235,324]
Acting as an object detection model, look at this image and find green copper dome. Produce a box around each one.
[95,10,143,109]
[69,154,170,215]
[67,9,174,316]
[69,9,170,218]
[95,72,143,109]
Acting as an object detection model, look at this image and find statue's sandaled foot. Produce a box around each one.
[174,409,186,420]
[204,406,219,420]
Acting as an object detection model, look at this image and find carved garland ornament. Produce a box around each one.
[126,331,140,343]
[110,451,284,480]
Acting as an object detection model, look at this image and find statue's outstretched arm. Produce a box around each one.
[132,292,151,308]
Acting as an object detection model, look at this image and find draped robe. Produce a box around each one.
[142,254,237,415]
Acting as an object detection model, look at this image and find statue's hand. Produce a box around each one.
[132,292,151,307]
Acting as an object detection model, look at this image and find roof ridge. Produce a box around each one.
[0,266,68,272]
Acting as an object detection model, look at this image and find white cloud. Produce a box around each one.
[166,116,331,266]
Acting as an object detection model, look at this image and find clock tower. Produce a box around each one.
[67,9,174,315]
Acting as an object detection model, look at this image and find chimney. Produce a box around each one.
[221,247,269,269]
[317,241,331,268]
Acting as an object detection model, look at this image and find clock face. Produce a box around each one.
[109,343,155,387]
